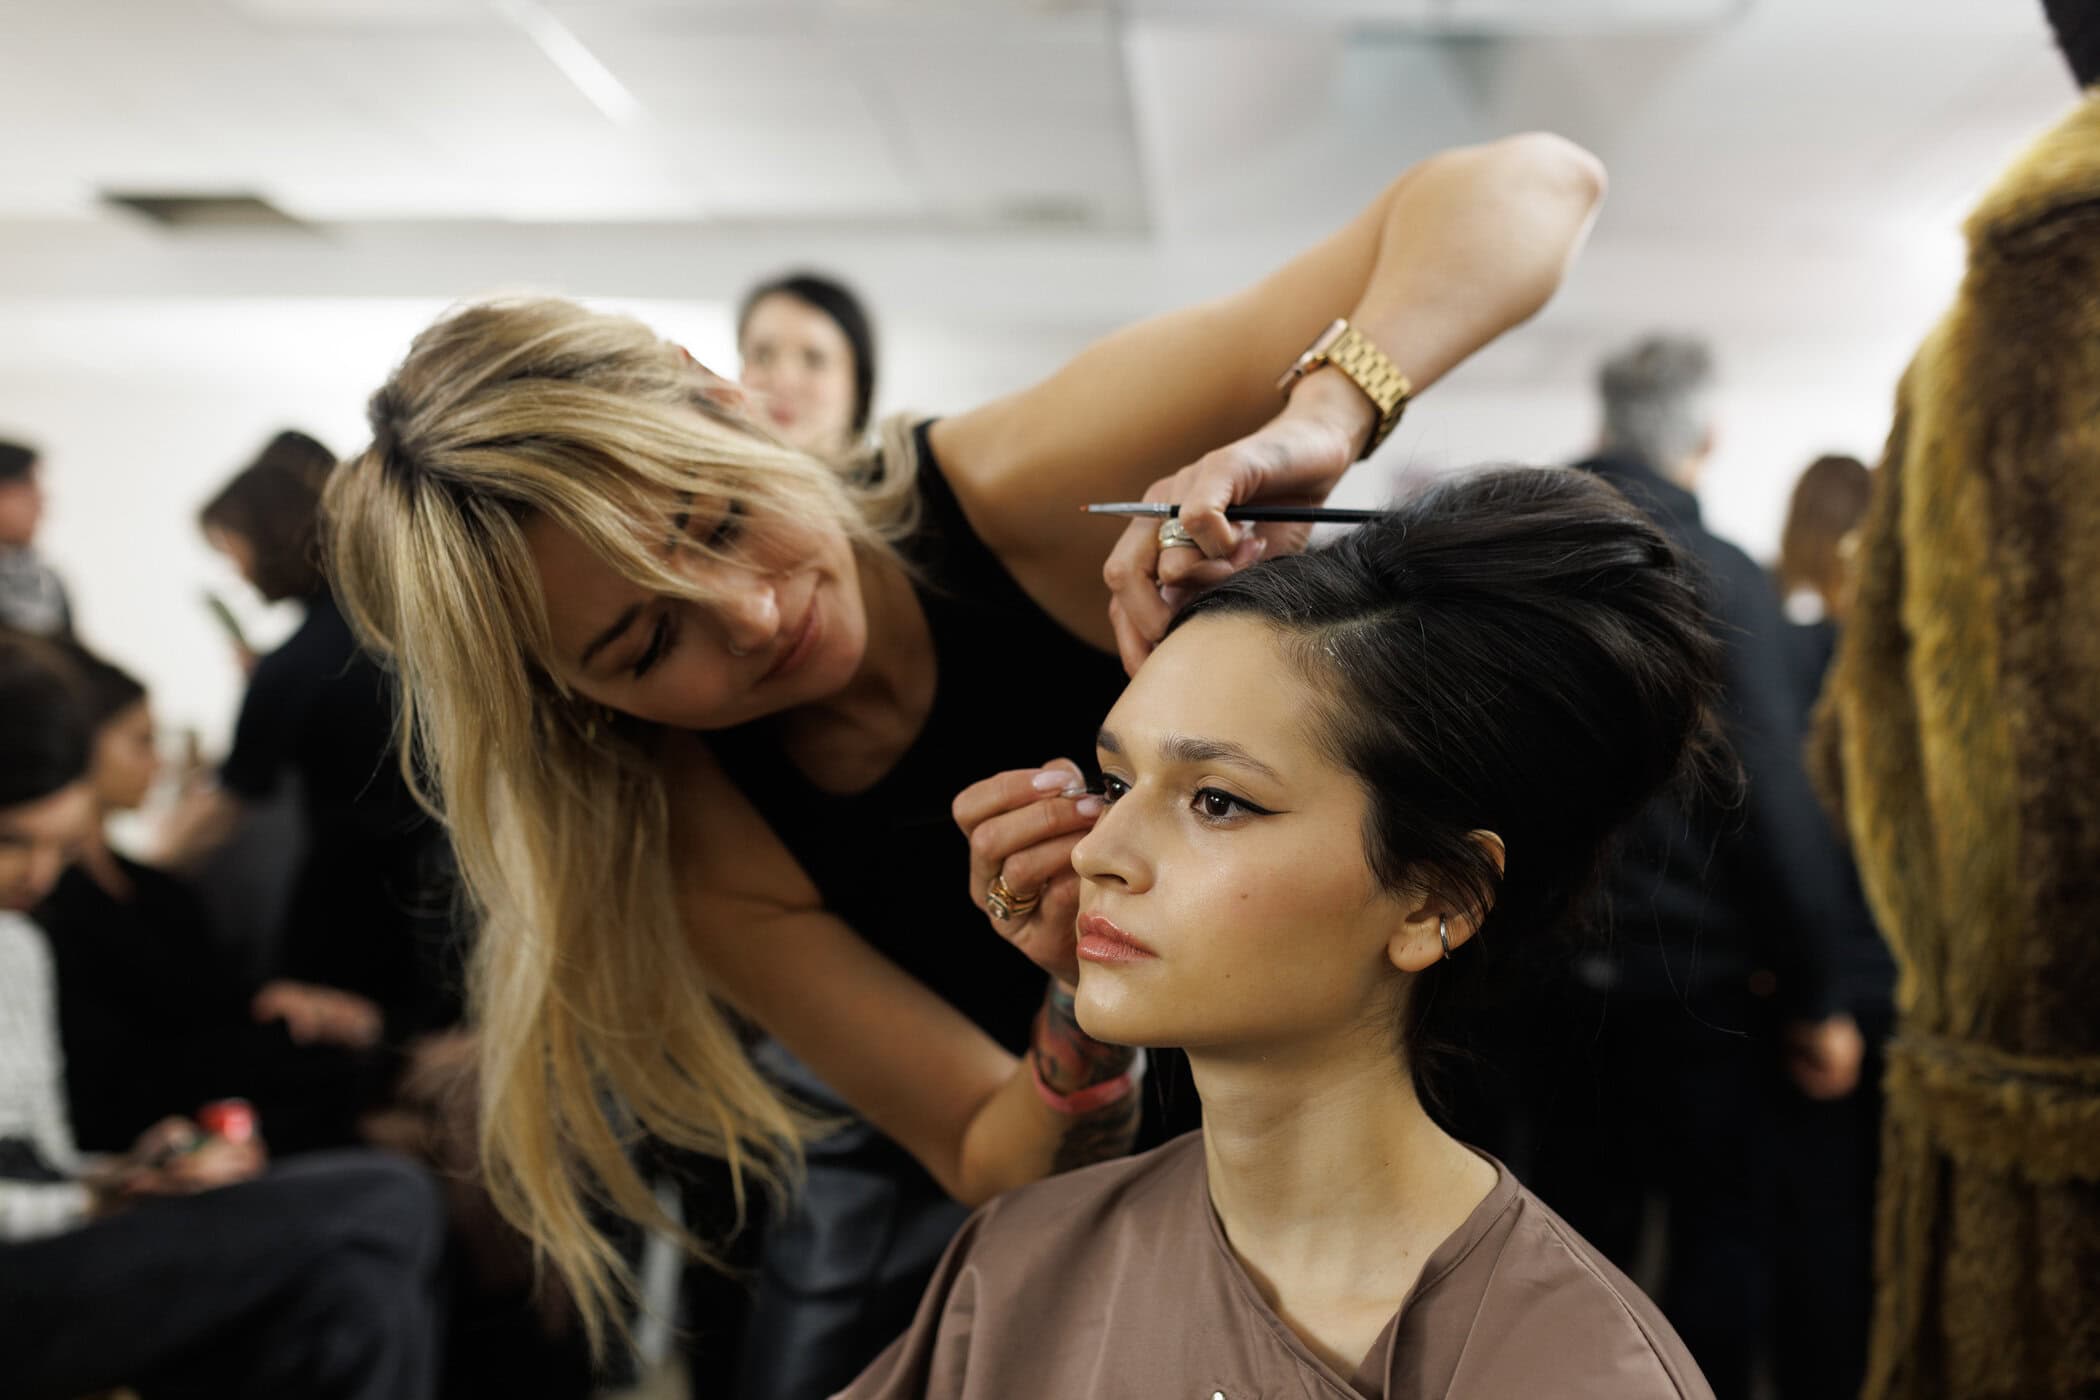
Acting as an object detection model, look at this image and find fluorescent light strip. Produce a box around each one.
[492,0,644,127]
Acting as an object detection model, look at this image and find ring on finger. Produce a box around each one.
[986,872,1042,922]
[1156,516,1200,551]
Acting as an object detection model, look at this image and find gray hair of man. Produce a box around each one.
[1598,335,1716,484]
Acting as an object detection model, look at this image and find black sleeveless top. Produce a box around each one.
[708,423,1129,1051]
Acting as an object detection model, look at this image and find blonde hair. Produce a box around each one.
[323,296,920,1348]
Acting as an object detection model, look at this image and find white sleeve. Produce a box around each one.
[0,1179,92,1241]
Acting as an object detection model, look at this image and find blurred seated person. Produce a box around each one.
[0,632,443,1400]
[38,645,393,1156]
[737,270,879,461]
[0,439,72,639]
[156,429,459,1039]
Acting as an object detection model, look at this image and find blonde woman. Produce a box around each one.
[324,132,1606,1387]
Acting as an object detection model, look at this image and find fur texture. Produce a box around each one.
[1820,93,2100,1399]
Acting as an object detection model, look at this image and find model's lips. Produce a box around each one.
[760,593,822,684]
[1077,912,1157,964]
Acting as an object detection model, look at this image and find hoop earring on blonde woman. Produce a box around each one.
[1439,914,1452,962]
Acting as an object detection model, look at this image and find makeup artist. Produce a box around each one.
[323,131,1605,1393]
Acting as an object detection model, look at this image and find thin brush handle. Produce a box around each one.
[1082,503,1381,523]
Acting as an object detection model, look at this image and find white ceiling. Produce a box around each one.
[0,0,2078,357]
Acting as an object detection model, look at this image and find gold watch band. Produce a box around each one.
[1277,318,1413,459]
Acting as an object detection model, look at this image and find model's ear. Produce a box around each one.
[1386,831,1505,973]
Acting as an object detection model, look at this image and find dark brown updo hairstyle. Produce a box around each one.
[1167,466,1722,1104]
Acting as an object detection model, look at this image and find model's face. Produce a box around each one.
[92,700,161,813]
[0,782,95,910]
[1070,615,1412,1055]
[526,491,868,730]
[739,294,860,459]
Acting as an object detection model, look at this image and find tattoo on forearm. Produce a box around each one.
[1029,982,1134,1095]
[1030,981,1141,1171]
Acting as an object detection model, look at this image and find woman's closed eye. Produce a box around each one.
[631,615,673,678]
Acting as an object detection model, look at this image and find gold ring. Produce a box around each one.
[1156,516,1199,551]
[986,873,1041,921]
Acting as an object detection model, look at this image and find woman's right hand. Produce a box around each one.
[953,758,1104,985]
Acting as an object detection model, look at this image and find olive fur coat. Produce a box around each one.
[1816,92,2100,1399]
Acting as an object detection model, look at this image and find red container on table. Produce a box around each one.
[196,1098,258,1145]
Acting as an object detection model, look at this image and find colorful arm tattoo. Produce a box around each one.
[1028,981,1141,1172]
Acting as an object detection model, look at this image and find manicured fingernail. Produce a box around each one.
[1075,796,1104,817]
[1031,770,1069,793]
[1058,782,1090,799]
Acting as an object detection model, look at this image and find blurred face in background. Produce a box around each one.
[739,293,861,460]
[0,464,46,548]
[204,526,262,595]
[0,782,95,910]
[92,700,161,814]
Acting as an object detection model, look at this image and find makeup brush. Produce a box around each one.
[1083,503,1380,523]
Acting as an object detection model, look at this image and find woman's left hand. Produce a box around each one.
[1102,372,1369,673]
[953,759,1104,985]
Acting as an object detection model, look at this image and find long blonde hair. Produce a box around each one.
[323,296,920,1347]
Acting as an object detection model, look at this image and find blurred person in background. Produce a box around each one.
[325,131,1608,1394]
[0,439,73,639]
[1814,6,2100,1389]
[1764,452,1892,1400]
[157,429,459,1042]
[37,644,392,1156]
[0,632,444,1400]
[1504,335,1855,1400]
[739,270,879,462]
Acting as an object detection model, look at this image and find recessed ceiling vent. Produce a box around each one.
[99,192,313,231]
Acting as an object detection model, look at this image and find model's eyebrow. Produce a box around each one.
[580,602,643,669]
[1095,727,1283,784]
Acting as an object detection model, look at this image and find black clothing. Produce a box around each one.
[701,423,1138,1398]
[0,1151,444,1400]
[1521,983,1771,1400]
[1492,456,1857,1398]
[1769,617,1895,1399]
[1777,619,1897,1008]
[712,425,1126,1049]
[37,856,384,1155]
[1576,455,1847,1023]
[219,591,457,1035]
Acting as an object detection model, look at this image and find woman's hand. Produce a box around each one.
[1103,371,1369,673]
[252,980,385,1049]
[953,759,1104,985]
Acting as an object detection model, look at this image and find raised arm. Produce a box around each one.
[933,132,1606,667]
[665,738,1132,1203]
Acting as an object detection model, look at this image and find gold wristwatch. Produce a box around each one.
[1276,318,1413,459]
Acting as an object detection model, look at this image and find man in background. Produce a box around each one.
[1515,335,1856,1400]
[0,439,72,639]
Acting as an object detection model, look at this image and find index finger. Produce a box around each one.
[1170,454,1250,559]
[952,761,1086,834]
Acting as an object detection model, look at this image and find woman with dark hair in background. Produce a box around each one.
[1770,452,1892,1399]
[158,429,457,1041]
[849,468,1720,1399]
[36,645,391,1157]
[0,633,445,1400]
[738,271,879,461]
